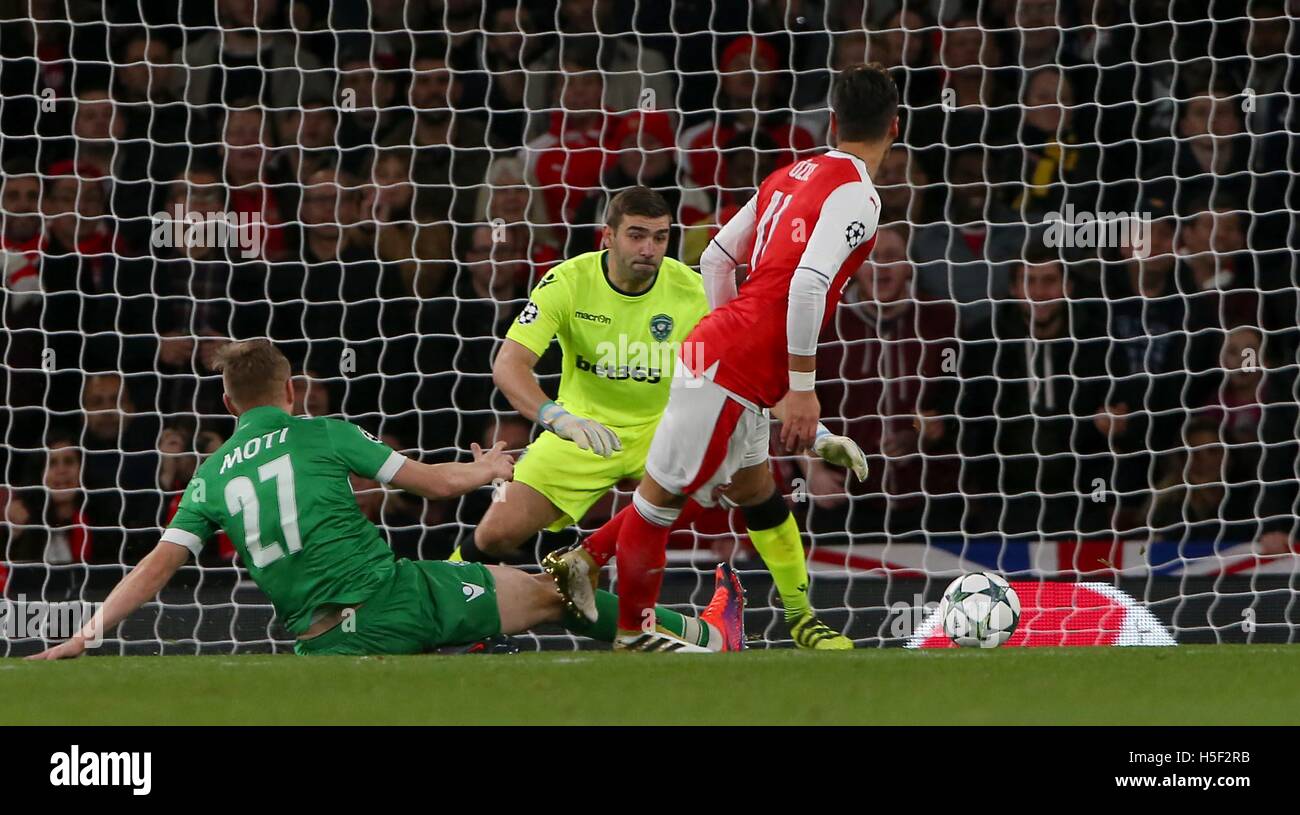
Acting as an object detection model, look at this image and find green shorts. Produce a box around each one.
[513,423,657,530]
[294,559,501,656]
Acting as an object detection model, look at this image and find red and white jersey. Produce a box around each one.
[687,149,881,407]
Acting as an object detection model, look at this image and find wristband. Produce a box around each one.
[537,400,563,431]
[788,370,816,392]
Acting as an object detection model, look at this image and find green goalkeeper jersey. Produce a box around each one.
[160,406,407,635]
[506,250,709,431]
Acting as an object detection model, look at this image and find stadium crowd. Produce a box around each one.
[1,0,1298,589]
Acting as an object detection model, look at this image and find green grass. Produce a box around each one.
[4,646,1296,725]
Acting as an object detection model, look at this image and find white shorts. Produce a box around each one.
[643,362,770,507]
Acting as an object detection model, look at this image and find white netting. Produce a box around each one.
[1,1,1297,654]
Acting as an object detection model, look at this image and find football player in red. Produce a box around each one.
[548,63,899,650]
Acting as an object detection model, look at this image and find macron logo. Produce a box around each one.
[50,745,152,796]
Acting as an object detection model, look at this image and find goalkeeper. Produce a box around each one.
[27,339,745,659]
[460,186,868,650]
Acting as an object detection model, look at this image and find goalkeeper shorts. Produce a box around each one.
[513,421,656,530]
[294,559,500,655]
[643,367,770,507]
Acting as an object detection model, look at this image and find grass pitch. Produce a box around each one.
[4,645,1296,725]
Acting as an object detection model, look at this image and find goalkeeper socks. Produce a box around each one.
[614,499,674,632]
[564,590,720,650]
[583,500,703,567]
[743,492,811,619]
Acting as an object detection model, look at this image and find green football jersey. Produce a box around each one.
[506,250,710,430]
[161,406,407,635]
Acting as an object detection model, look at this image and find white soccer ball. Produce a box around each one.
[938,572,1020,648]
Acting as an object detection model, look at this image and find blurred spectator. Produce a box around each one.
[525,0,676,132]
[680,129,779,267]
[80,373,161,549]
[911,148,1024,332]
[385,43,490,231]
[292,369,333,417]
[113,32,189,237]
[1007,67,1101,222]
[524,42,611,241]
[337,49,410,151]
[1,164,45,315]
[416,224,536,455]
[449,2,547,147]
[679,35,816,192]
[871,6,942,136]
[566,111,709,256]
[5,438,94,583]
[355,148,453,298]
[1146,83,1253,215]
[1230,0,1298,249]
[875,145,934,227]
[803,225,962,537]
[48,88,121,179]
[39,161,148,377]
[219,105,290,261]
[1100,209,1217,503]
[150,167,261,337]
[1146,417,1297,554]
[273,99,348,184]
[909,15,1019,179]
[181,0,330,113]
[1191,328,1300,547]
[1174,198,1262,330]
[474,155,561,281]
[268,168,410,416]
[962,251,1133,535]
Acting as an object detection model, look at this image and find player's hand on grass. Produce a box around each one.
[538,401,621,458]
[471,441,515,483]
[779,389,820,453]
[26,636,86,661]
[813,430,869,481]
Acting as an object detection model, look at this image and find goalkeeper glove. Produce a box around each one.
[538,400,622,458]
[812,423,868,481]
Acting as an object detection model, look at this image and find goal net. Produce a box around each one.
[1,0,1297,654]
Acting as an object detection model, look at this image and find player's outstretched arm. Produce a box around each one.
[26,541,191,660]
[494,339,621,458]
[388,442,515,500]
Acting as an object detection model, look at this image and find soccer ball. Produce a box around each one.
[938,572,1020,648]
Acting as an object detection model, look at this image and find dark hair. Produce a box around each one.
[606,186,671,230]
[1020,243,1064,270]
[831,62,899,142]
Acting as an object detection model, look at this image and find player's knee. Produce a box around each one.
[632,490,682,527]
[739,486,789,531]
[723,464,776,507]
[473,519,523,559]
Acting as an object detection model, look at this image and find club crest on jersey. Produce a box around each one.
[518,301,539,325]
[648,313,673,341]
[845,220,867,248]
